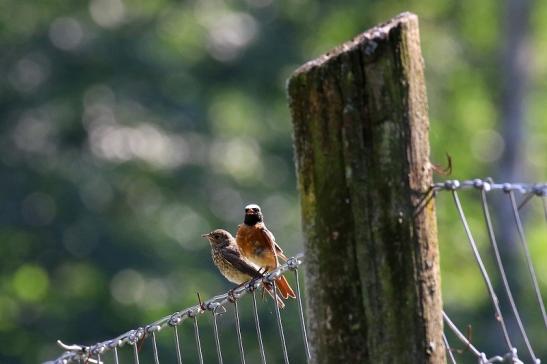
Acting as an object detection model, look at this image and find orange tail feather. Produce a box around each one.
[264,285,285,308]
[276,275,296,299]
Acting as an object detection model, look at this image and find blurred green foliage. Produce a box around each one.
[0,0,545,363]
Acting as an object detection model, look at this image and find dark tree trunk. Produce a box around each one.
[496,0,531,251]
[288,13,444,364]
[493,0,532,359]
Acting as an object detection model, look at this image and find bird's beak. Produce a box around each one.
[201,233,210,238]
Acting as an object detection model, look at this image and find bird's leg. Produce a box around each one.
[228,282,247,302]
[256,267,273,300]
[136,335,147,353]
[227,288,237,302]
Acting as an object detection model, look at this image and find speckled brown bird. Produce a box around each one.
[236,204,295,299]
[202,229,284,308]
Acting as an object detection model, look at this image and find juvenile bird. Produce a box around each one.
[202,229,284,307]
[236,204,296,299]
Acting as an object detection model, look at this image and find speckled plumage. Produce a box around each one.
[205,229,262,284]
[203,228,284,307]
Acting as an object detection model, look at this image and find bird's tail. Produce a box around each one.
[276,275,296,299]
[264,285,285,308]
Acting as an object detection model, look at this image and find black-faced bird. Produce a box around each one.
[235,204,295,300]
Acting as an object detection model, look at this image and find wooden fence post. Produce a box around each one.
[288,13,444,363]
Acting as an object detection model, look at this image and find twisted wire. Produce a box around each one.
[46,254,304,364]
[44,178,546,364]
[439,178,545,364]
[432,179,546,196]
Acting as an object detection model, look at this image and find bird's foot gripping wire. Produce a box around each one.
[227,286,243,303]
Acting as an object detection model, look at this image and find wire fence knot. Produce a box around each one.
[127,328,144,345]
[168,312,182,326]
[444,179,460,190]
[287,257,300,270]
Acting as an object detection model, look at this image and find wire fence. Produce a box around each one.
[433,179,546,364]
[45,178,546,364]
[45,254,309,364]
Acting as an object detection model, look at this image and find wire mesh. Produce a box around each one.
[45,178,546,364]
[45,254,306,364]
[435,179,545,364]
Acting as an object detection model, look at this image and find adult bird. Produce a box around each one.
[235,204,295,300]
[202,229,284,307]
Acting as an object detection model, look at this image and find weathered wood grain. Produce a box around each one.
[288,12,444,364]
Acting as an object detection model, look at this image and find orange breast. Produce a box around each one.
[236,224,277,270]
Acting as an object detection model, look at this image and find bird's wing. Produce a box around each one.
[256,226,282,264]
[260,226,288,261]
[222,247,263,279]
[258,227,295,298]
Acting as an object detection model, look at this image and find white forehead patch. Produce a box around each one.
[245,204,261,211]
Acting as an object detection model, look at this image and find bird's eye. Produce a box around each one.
[253,208,259,212]
[214,234,219,239]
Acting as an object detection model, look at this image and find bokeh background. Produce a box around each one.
[1,0,545,363]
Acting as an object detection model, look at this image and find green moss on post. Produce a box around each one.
[288,13,444,363]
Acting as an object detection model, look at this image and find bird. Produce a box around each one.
[202,229,284,307]
[235,204,296,300]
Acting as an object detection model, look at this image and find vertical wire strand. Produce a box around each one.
[442,333,457,364]
[193,316,204,364]
[442,311,483,359]
[233,299,246,364]
[96,354,101,364]
[113,347,120,364]
[151,332,160,364]
[542,196,547,222]
[272,280,290,364]
[173,326,183,364]
[480,190,536,359]
[132,344,140,364]
[211,309,224,364]
[451,191,514,350]
[294,269,310,361]
[509,191,547,328]
[251,290,267,364]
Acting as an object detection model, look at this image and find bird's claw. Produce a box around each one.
[227,289,235,303]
